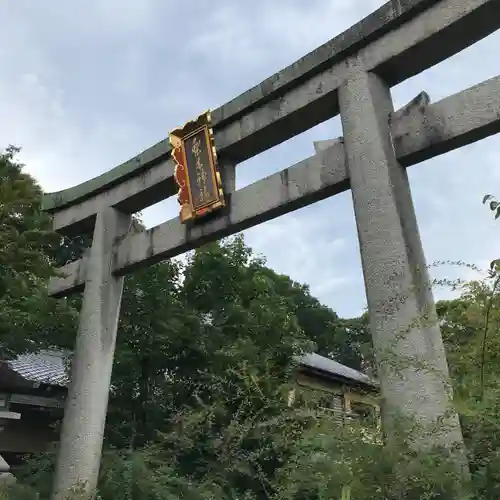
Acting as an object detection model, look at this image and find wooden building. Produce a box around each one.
[0,350,379,472]
[0,351,67,472]
[294,352,379,425]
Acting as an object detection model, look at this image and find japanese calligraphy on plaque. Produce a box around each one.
[169,111,225,224]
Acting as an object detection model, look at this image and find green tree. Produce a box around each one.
[0,146,77,359]
[437,281,500,401]
[152,237,315,497]
[434,279,500,499]
[259,268,373,372]
[105,258,199,449]
[17,235,323,499]
[335,312,374,374]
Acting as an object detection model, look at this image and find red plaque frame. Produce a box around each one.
[169,111,225,224]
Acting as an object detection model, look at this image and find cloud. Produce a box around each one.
[1,0,499,320]
[246,212,347,286]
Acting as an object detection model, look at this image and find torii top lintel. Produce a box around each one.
[41,0,500,239]
[41,0,440,215]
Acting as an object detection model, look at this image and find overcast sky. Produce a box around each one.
[1,0,499,319]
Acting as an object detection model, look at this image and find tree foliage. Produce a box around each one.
[3,150,500,499]
[0,147,77,359]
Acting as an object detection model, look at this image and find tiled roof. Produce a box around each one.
[8,350,69,387]
[296,352,378,388]
[6,350,376,389]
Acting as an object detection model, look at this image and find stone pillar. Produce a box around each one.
[0,453,14,486]
[338,62,466,458]
[52,208,131,500]
[219,157,236,196]
[0,453,9,473]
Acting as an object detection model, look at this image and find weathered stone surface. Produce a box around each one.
[212,0,440,126]
[48,74,500,297]
[339,64,466,464]
[43,2,500,496]
[216,0,500,160]
[49,140,348,296]
[52,158,176,236]
[51,208,132,500]
[42,0,500,223]
[391,74,500,165]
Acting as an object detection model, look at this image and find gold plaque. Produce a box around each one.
[169,111,225,223]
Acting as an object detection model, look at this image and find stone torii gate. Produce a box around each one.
[42,0,500,498]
